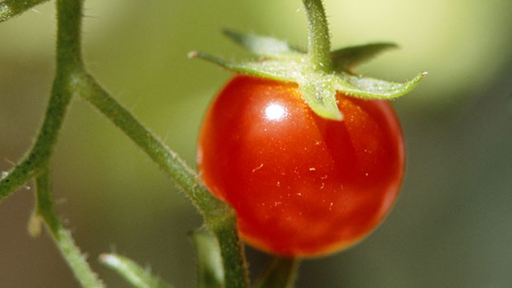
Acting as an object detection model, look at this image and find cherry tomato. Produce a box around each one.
[198,75,405,257]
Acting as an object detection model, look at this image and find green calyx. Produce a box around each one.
[190,1,426,121]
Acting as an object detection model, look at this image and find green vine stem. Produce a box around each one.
[0,0,83,202]
[0,0,50,22]
[35,167,104,287]
[1,1,100,286]
[0,0,249,286]
[302,0,332,73]
[0,52,76,202]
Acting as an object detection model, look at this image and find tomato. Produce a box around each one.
[197,75,405,257]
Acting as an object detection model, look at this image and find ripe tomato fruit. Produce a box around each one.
[198,75,405,257]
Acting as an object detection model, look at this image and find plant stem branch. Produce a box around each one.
[0,0,83,202]
[35,167,104,288]
[74,71,249,288]
[55,0,84,70]
[302,0,332,73]
[2,1,103,286]
[0,75,73,202]
[0,0,50,22]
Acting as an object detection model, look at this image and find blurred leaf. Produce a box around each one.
[254,257,299,288]
[190,229,224,288]
[223,29,304,57]
[331,43,398,72]
[99,254,172,288]
[189,51,304,81]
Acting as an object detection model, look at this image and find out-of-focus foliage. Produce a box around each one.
[0,0,510,287]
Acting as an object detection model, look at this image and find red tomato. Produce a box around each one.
[198,75,405,257]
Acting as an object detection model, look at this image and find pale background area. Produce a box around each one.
[0,0,511,287]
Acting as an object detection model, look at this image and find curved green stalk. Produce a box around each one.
[2,1,102,286]
[0,0,82,202]
[0,67,78,202]
[302,0,332,72]
[35,168,104,288]
[0,0,50,22]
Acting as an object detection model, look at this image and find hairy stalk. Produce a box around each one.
[0,73,73,201]
[1,0,102,286]
[35,168,104,287]
[0,0,83,202]
[74,71,249,288]
[302,0,332,72]
[0,0,50,22]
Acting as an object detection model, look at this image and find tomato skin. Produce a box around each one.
[198,75,405,257]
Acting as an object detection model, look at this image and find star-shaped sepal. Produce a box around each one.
[190,30,426,121]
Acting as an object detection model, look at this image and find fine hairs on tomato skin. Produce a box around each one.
[198,75,405,257]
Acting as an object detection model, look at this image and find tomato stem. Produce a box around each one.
[35,167,104,287]
[302,0,332,73]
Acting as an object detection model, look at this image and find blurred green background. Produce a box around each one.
[1,0,511,287]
